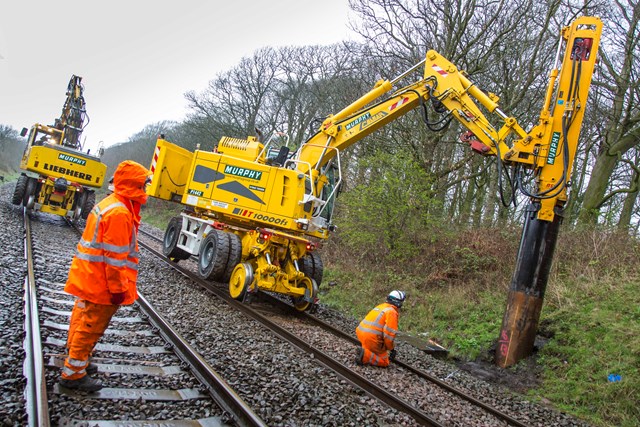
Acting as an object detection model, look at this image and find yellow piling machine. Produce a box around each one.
[13,75,107,220]
[147,17,601,366]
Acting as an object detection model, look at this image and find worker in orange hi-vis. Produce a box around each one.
[59,160,151,392]
[355,290,406,367]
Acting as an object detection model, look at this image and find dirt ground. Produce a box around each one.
[455,336,550,395]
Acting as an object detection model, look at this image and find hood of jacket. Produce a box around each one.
[112,160,151,204]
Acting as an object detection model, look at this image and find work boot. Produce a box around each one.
[85,363,98,375]
[355,347,364,366]
[59,375,103,392]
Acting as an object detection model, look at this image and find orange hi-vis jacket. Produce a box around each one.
[65,192,141,305]
[356,302,400,353]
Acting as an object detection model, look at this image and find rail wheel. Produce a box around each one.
[292,277,318,312]
[229,262,253,301]
[11,175,28,206]
[300,252,324,287]
[163,217,190,262]
[23,177,38,210]
[198,230,229,281]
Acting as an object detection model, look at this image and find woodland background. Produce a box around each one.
[1,1,638,426]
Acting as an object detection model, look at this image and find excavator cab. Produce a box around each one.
[260,132,292,166]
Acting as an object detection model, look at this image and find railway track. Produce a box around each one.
[136,229,530,427]
[0,185,591,426]
[23,211,265,426]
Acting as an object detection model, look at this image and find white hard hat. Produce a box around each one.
[387,290,406,308]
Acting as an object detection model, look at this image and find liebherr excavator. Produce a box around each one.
[147,17,601,367]
[13,75,107,220]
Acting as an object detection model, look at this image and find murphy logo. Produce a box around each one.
[188,189,203,197]
[547,132,561,165]
[345,112,371,130]
[58,153,86,166]
[224,165,263,181]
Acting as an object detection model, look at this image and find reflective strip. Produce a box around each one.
[357,325,381,335]
[365,352,375,364]
[74,252,140,271]
[75,252,129,267]
[67,358,88,367]
[383,325,397,335]
[125,260,139,270]
[78,239,131,253]
[87,201,127,246]
[62,366,86,376]
[360,319,383,329]
[76,300,86,309]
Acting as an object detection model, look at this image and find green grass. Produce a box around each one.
[532,279,640,427]
[140,198,183,230]
[320,263,639,427]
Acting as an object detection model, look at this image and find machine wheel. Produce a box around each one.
[300,252,324,287]
[198,230,229,281]
[23,177,38,210]
[163,217,190,261]
[11,175,28,206]
[292,277,318,312]
[222,232,243,282]
[229,262,253,300]
[81,191,96,220]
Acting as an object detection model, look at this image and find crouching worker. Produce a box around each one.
[355,290,406,367]
[59,160,151,391]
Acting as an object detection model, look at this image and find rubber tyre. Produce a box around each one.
[11,175,28,206]
[198,230,230,281]
[229,262,253,301]
[300,252,324,287]
[163,217,190,261]
[81,191,96,220]
[222,232,243,282]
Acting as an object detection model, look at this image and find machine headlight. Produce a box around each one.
[54,177,68,193]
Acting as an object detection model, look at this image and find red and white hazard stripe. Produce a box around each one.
[389,96,410,111]
[432,64,448,77]
[150,146,160,174]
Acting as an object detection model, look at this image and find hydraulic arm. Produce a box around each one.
[297,17,601,367]
[148,16,602,360]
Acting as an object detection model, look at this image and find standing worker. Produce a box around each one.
[355,290,406,367]
[59,160,151,391]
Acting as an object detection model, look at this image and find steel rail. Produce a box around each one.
[139,238,444,427]
[136,292,267,427]
[261,292,529,427]
[23,212,51,427]
[67,221,265,427]
[140,228,528,427]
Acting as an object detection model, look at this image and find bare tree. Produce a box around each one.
[578,0,640,226]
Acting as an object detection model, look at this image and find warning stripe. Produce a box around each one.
[150,146,160,174]
[389,96,409,111]
[432,64,448,77]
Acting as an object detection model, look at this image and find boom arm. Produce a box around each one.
[295,16,602,222]
[55,75,88,149]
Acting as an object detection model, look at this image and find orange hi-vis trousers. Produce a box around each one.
[61,299,118,380]
[356,328,391,367]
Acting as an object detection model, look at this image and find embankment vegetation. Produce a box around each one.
[2,1,637,425]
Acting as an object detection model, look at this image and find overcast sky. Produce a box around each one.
[0,0,352,153]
